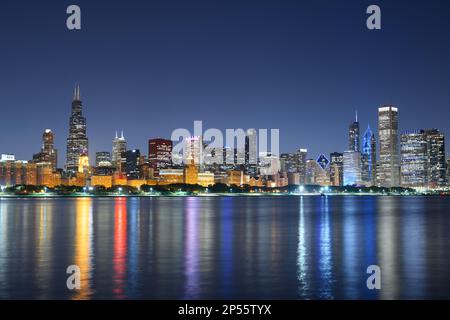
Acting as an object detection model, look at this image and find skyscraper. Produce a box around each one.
[112,131,127,169]
[349,111,360,152]
[148,138,173,175]
[184,136,202,166]
[424,129,446,188]
[378,105,400,187]
[245,128,258,176]
[245,128,258,164]
[123,149,140,179]
[95,151,111,167]
[400,130,428,188]
[66,84,89,174]
[361,125,377,186]
[330,152,343,186]
[33,129,58,171]
[343,151,361,186]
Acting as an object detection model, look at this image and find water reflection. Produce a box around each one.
[73,198,93,300]
[0,196,449,299]
[113,197,127,299]
[184,197,200,299]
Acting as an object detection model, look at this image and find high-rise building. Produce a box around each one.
[123,149,140,179]
[349,111,360,152]
[378,105,400,187]
[361,125,377,186]
[148,138,173,175]
[32,129,58,171]
[305,159,328,185]
[424,129,446,188]
[245,129,258,176]
[400,130,428,188]
[112,131,127,169]
[66,84,89,174]
[245,128,257,164]
[184,136,202,166]
[43,129,57,170]
[446,158,450,186]
[330,152,343,186]
[343,151,361,186]
[259,152,280,176]
[95,151,111,167]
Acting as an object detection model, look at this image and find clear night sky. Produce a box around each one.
[1,0,450,167]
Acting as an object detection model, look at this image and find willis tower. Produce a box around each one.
[66,84,89,174]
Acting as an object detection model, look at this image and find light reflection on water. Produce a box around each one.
[0,196,449,299]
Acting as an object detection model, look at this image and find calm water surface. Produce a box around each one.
[0,196,449,299]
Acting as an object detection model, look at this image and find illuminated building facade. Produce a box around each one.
[378,105,400,187]
[329,152,343,186]
[184,136,202,166]
[184,159,199,185]
[95,151,111,167]
[112,131,127,169]
[343,150,361,186]
[148,138,173,175]
[424,129,446,188]
[400,130,428,188]
[66,84,89,174]
[197,172,215,187]
[361,125,377,186]
[123,149,140,179]
[349,111,360,152]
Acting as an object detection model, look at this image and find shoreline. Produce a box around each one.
[1,193,447,199]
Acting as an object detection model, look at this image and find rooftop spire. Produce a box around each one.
[355,110,358,123]
[115,131,118,139]
[73,83,81,101]
[121,130,124,139]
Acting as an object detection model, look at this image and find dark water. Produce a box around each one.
[0,196,449,300]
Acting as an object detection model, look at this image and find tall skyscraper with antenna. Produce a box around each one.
[348,111,360,152]
[112,131,127,169]
[66,84,89,174]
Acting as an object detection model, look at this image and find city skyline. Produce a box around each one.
[1,83,448,171]
[1,1,450,163]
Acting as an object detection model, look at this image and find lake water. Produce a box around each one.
[0,196,449,300]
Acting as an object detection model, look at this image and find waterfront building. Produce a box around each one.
[95,152,111,167]
[361,125,377,186]
[148,138,173,176]
[227,170,244,186]
[184,159,199,185]
[378,105,400,187]
[329,152,343,186]
[91,175,113,188]
[123,149,140,179]
[343,151,361,186]
[184,136,202,166]
[288,172,300,185]
[349,111,360,152]
[66,84,89,174]
[447,158,450,186]
[198,172,215,187]
[245,129,258,164]
[158,169,184,185]
[112,172,127,186]
[112,131,127,169]
[400,130,428,188]
[424,129,446,188]
[127,179,146,189]
[259,152,280,176]
[305,159,328,185]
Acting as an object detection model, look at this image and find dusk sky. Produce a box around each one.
[1,0,450,166]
